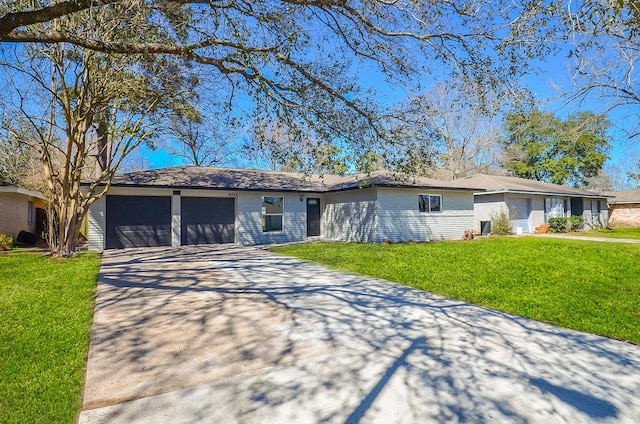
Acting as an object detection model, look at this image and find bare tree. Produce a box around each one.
[1,0,559,171]
[0,43,188,255]
[389,81,505,179]
[164,112,242,167]
[562,1,640,139]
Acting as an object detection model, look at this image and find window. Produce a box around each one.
[28,201,33,224]
[418,194,442,213]
[591,200,601,220]
[262,196,283,232]
[544,197,565,220]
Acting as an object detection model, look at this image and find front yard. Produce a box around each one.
[0,251,101,424]
[572,227,640,240]
[272,237,640,345]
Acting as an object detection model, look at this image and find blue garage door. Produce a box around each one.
[106,196,172,249]
[181,197,235,245]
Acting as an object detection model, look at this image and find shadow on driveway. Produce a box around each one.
[80,245,640,423]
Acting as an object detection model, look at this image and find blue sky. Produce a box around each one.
[145,48,636,175]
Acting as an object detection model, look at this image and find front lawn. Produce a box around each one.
[572,227,640,240]
[0,251,101,424]
[272,238,640,344]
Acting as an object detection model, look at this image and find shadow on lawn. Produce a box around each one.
[80,245,640,423]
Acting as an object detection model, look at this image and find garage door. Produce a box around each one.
[181,197,235,245]
[105,196,172,249]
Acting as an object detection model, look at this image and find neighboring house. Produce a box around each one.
[0,180,47,238]
[86,166,482,251]
[605,190,640,227]
[455,174,609,234]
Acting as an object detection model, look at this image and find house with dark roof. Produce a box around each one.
[0,180,47,239]
[456,174,610,234]
[605,189,640,227]
[86,166,483,250]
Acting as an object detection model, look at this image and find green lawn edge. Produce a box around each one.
[570,227,640,240]
[0,251,102,424]
[271,238,640,345]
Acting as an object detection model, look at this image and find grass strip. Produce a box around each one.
[571,227,640,240]
[0,251,101,424]
[272,237,640,344]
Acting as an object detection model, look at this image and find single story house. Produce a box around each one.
[455,174,610,234]
[86,166,483,251]
[605,190,640,227]
[0,180,47,239]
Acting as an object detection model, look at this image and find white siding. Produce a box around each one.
[171,194,181,247]
[88,197,105,251]
[473,193,506,233]
[236,192,306,245]
[529,196,545,229]
[377,188,475,242]
[582,198,608,229]
[322,189,377,242]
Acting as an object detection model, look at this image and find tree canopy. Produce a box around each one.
[501,110,611,187]
[1,0,558,169]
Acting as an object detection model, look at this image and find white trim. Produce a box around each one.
[262,195,284,233]
[474,189,608,199]
[0,185,47,200]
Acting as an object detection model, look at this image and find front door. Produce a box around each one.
[306,198,321,237]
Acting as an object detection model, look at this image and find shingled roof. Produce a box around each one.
[455,174,608,198]
[605,190,640,204]
[107,166,484,193]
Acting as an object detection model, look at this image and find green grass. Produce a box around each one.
[0,251,101,424]
[272,238,640,344]
[571,227,640,240]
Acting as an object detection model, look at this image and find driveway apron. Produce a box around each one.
[79,245,640,423]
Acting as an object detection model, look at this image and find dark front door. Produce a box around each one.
[306,198,321,237]
[106,196,172,249]
[181,197,235,245]
[571,197,584,216]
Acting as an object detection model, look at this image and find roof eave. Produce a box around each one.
[473,189,609,199]
[0,186,48,200]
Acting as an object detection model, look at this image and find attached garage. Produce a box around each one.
[181,197,235,245]
[105,195,171,249]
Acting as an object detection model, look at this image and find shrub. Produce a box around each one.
[490,209,512,235]
[548,217,566,233]
[0,234,14,251]
[548,216,584,233]
[568,215,583,232]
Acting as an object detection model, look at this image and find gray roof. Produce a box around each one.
[455,174,608,198]
[107,166,483,193]
[604,190,640,204]
[0,180,48,200]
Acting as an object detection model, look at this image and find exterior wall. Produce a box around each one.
[529,196,545,229]
[88,197,106,251]
[88,186,232,251]
[0,192,37,237]
[609,203,640,227]
[376,188,474,242]
[236,191,306,245]
[581,198,608,229]
[473,193,506,233]
[322,189,377,242]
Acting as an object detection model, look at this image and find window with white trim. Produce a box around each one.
[591,199,601,220]
[262,196,284,232]
[544,197,566,220]
[418,194,442,213]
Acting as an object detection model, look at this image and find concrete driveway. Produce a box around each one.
[79,245,640,423]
